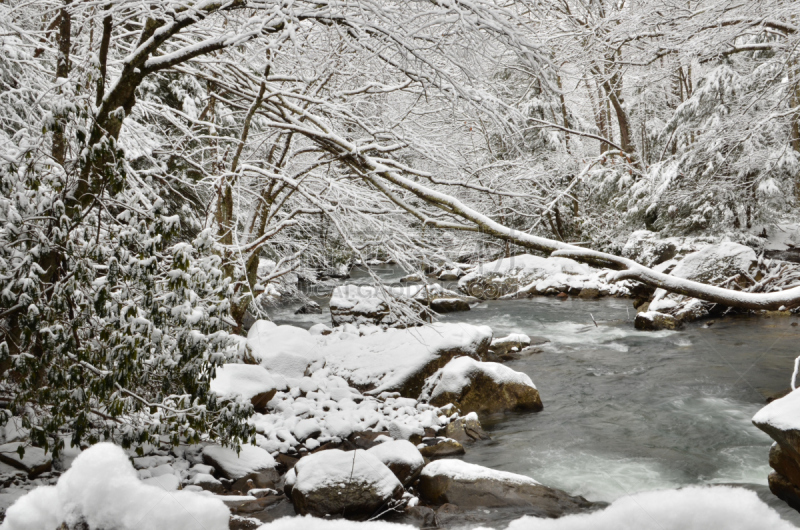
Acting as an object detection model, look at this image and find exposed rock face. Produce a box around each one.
[753,389,800,511]
[418,438,465,459]
[418,459,593,516]
[634,311,682,331]
[289,449,404,519]
[444,413,490,444]
[202,444,279,492]
[295,301,322,314]
[367,440,425,486]
[421,357,542,416]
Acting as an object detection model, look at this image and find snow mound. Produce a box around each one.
[462,255,590,279]
[503,486,794,530]
[247,320,321,377]
[1,443,229,530]
[421,459,540,486]
[318,323,492,395]
[367,439,423,468]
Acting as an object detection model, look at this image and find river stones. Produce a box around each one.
[430,298,471,313]
[417,459,593,516]
[367,440,425,486]
[288,449,404,519]
[421,357,542,416]
[634,310,682,331]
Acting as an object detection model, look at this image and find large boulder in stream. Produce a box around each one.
[418,459,593,516]
[420,356,542,415]
[634,311,682,331]
[286,449,404,519]
[316,323,492,398]
[753,389,800,510]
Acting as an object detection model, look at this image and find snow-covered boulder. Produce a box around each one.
[317,323,492,398]
[488,333,531,358]
[458,255,589,299]
[622,230,682,267]
[289,449,404,519]
[247,320,321,377]
[330,285,393,326]
[421,357,542,416]
[0,443,52,477]
[202,444,279,492]
[2,443,229,530]
[430,297,471,313]
[634,311,682,331]
[458,254,630,300]
[210,364,279,413]
[417,459,591,516]
[647,242,760,321]
[367,440,425,486]
[753,389,800,509]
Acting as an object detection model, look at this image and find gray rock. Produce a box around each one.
[430,298,471,313]
[444,414,490,444]
[295,301,322,314]
[418,438,465,459]
[418,459,593,516]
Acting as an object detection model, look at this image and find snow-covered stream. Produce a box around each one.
[273,264,800,527]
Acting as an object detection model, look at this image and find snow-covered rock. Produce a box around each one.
[210,364,279,413]
[2,443,229,530]
[202,444,279,492]
[417,459,591,515]
[647,242,760,321]
[488,333,531,358]
[458,254,629,300]
[290,449,404,519]
[421,357,542,416]
[0,443,51,478]
[634,310,682,331]
[186,472,225,494]
[367,440,425,486]
[417,437,465,459]
[330,284,472,327]
[317,323,492,397]
[753,389,800,509]
[247,320,321,377]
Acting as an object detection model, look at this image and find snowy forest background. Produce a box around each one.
[1,0,799,456]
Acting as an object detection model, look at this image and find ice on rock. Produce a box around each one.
[1,443,229,530]
[210,363,279,412]
[247,320,321,377]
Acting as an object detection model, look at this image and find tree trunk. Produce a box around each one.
[52,0,71,166]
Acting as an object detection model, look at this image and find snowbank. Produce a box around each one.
[753,388,800,432]
[1,443,229,530]
[502,486,794,530]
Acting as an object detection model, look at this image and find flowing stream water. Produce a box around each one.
[273,264,800,526]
